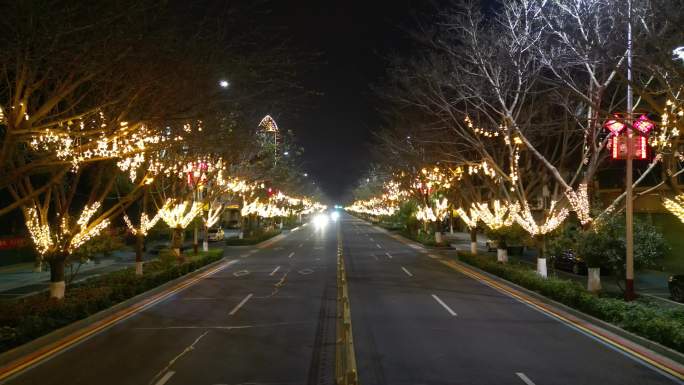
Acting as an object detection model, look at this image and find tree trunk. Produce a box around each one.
[587,267,602,293]
[193,222,199,255]
[172,227,184,263]
[536,235,547,278]
[135,233,144,276]
[203,223,209,252]
[470,228,478,255]
[49,258,66,299]
[435,231,443,244]
[497,248,508,263]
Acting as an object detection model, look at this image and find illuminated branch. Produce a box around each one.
[663,195,684,223]
[159,200,202,229]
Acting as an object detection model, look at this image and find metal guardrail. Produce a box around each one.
[336,224,359,385]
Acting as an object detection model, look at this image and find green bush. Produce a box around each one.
[225,230,281,246]
[457,252,684,353]
[0,248,224,353]
[485,223,526,248]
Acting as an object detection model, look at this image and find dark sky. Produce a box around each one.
[264,0,423,203]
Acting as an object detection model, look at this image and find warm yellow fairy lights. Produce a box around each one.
[513,200,569,236]
[565,183,591,225]
[415,198,449,223]
[456,207,479,229]
[663,194,684,223]
[204,201,225,228]
[123,208,165,236]
[465,115,500,138]
[471,200,518,230]
[159,200,203,229]
[24,202,110,256]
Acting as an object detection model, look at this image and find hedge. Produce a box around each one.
[458,252,684,353]
[224,230,281,246]
[0,248,224,354]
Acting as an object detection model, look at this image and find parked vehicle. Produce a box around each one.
[669,275,684,302]
[207,227,225,242]
[552,250,588,275]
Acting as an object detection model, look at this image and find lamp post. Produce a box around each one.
[625,0,635,301]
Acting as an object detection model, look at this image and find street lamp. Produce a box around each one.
[219,80,230,88]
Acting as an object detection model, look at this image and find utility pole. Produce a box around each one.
[625,0,635,301]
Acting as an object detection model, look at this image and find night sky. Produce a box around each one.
[263,0,423,203]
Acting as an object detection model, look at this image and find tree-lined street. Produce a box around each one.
[2,215,682,384]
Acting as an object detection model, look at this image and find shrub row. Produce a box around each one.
[458,252,684,354]
[224,230,281,246]
[0,249,224,354]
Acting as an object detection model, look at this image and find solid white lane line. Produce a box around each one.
[269,266,281,276]
[229,293,253,316]
[288,252,295,258]
[385,252,393,259]
[154,371,175,385]
[431,294,457,316]
[401,266,413,277]
[376,243,382,249]
[516,372,536,385]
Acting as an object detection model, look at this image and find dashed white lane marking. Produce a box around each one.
[516,372,536,385]
[298,243,304,248]
[401,266,413,277]
[233,270,249,277]
[428,254,440,259]
[385,252,393,259]
[369,237,374,241]
[288,252,295,258]
[298,268,314,275]
[431,294,457,316]
[229,293,253,316]
[376,243,382,249]
[270,266,281,276]
[372,254,378,261]
[408,244,422,250]
[153,371,175,385]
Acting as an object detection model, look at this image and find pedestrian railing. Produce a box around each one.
[336,224,359,385]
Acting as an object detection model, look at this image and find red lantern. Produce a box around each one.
[604,117,626,135]
[633,114,655,134]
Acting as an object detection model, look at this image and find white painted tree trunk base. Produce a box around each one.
[497,248,508,263]
[203,240,209,252]
[470,242,478,255]
[135,261,143,276]
[435,232,443,244]
[587,267,602,292]
[238,231,244,240]
[50,281,65,299]
[33,262,42,273]
[537,258,547,278]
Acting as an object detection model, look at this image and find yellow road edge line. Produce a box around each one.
[438,258,684,380]
[0,259,232,381]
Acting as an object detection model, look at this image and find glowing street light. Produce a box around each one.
[219,80,230,88]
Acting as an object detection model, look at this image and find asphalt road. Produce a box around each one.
[341,215,681,385]
[5,223,337,385]
[4,213,682,385]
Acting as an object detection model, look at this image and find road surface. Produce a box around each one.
[3,213,681,385]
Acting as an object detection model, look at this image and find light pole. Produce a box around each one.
[625,0,635,301]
